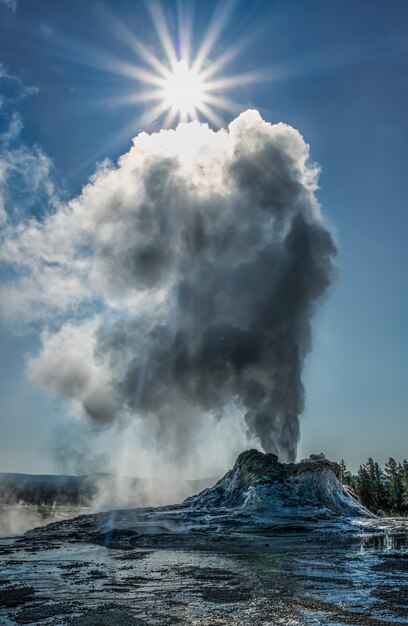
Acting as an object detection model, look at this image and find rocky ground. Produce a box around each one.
[1,531,408,625]
[1,450,408,625]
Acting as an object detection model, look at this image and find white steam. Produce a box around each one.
[1,110,336,475]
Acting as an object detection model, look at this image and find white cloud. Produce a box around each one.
[0,0,17,10]
[1,110,336,470]
[26,320,119,425]
[0,68,50,233]
[0,197,6,225]
[0,74,61,323]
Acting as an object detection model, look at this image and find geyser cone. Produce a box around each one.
[24,449,374,551]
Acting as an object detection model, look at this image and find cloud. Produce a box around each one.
[0,0,17,11]
[1,109,336,468]
[0,115,55,221]
[0,70,64,324]
[0,69,51,232]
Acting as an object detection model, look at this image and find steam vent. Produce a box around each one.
[24,450,374,550]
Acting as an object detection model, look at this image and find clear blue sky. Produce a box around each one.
[0,0,407,474]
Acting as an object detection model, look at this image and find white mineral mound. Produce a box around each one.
[24,449,375,549]
[184,449,372,520]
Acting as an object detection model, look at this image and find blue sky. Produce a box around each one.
[0,0,407,475]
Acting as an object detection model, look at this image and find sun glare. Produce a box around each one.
[162,61,205,118]
[94,1,269,130]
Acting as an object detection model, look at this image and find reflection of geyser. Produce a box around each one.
[27,110,336,468]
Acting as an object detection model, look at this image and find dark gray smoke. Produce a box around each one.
[21,110,336,463]
[95,213,335,461]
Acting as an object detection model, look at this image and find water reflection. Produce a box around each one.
[1,529,408,624]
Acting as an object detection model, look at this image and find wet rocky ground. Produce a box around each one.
[2,452,408,625]
[1,529,408,625]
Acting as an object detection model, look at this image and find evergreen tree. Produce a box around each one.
[339,459,352,485]
[365,457,387,513]
[355,465,372,509]
[384,457,404,514]
[401,460,408,511]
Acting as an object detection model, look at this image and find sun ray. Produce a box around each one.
[41,0,274,131]
[64,114,143,183]
[199,34,253,82]
[202,93,242,114]
[108,61,168,87]
[113,29,171,80]
[140,100,172,127]
[102,89,164,109]
[179,109,188,124]
[195,102,225,128]
[65,0,273,129]
[163,106,178,129]
[114,0,272,128]
[95,5,172,80]
[177,1,194,66]
[205,69,271,92]
[191,0,236,75]
[145,0,178,71]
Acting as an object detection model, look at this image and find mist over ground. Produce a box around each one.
[0,470,213,536]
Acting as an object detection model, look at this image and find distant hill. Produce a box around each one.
[0,472,213,508]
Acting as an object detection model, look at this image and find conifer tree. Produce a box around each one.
[401,460,408,510]
[339,459,352,485]
[355,465,372,509]
[384,458,404,514]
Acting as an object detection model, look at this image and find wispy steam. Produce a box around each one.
[1,110,336,466]
[0,0,17,12]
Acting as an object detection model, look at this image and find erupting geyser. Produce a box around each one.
[2,110,337,465]
[24,450,374,550]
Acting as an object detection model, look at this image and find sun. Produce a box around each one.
[162,61,205,119]
[94,1,268,130]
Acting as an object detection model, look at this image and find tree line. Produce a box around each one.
[340,457,408,516]
[0,478,96,506]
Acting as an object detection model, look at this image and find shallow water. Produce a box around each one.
[1,529,408,625]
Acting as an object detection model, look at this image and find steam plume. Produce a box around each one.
[2,110,336,464]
